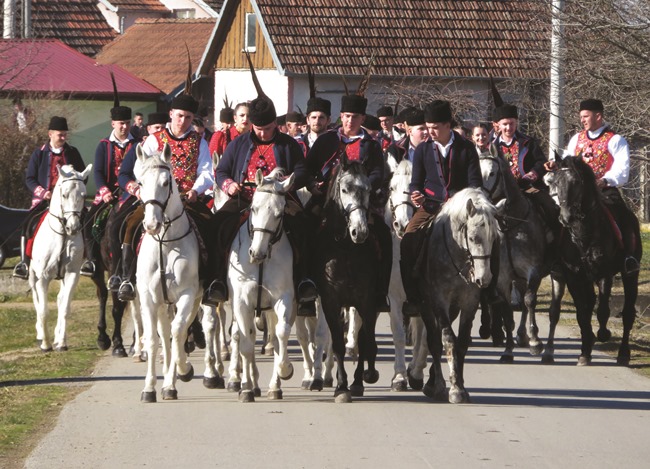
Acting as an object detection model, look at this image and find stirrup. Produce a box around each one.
[202,280,228,306]
[117,281,136,302]
[80,260,95,277]
[12,262,29,280]
[624,256,640,274]
[297,279,318,303]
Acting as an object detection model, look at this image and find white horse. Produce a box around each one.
[135,144,210,402]
[228,168,296,402]
[29,164,92,352]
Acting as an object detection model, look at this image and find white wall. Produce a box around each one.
[160,0,216,18]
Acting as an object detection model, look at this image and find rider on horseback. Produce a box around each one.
[545,98,640,274]
[80,73,140,278]
[13,116,86,280]
[400,100,489,316]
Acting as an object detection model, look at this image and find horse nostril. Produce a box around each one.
[351,229,357,238]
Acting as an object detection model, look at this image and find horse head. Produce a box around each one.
[442,188,499,288]
[386,159,413,239]
[248,168,294,263]
[478,153,507,202]
[327,158,371,244]
[137,143,178,236]
[547,154,596,228]
[52,164,91,236]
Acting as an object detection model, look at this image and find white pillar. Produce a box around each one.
[3,0,16,39]
[548,0,565,160]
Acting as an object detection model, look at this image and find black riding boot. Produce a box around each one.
[80,225,96,277]
[12,236,29,280]
[117,244,136,302]
[202,254,228,306]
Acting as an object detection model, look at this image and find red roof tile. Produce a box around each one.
[241,0,549,79]
[0,39,161,98]
[96,18,216,94]
[102,0,168,12]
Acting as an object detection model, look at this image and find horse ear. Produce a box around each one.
[466,197,476,217]
[81,164,93,181]
[136,143,147,165]
[212,151,220,169]
[255,168,264,187]
[58,164,72,179]
[278,173,295,193]
[161,143,172,164]
[495,198,507,218]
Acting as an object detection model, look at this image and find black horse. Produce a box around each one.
[548,156,641,365]
[313,159,380,403]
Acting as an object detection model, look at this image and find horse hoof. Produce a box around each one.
[391,380,408,392]
[479,325,491,340]
[423,383,447,402]
[362,369,379,384]
[301,379,311,390]
[267,389,283,400]
[141,391,157,403]
[129,344,135,356]
[500,354,514,363]
[597,328,612,342]
[139,351,148,362]
[279,363,294,381]
[238,390,255,403]
[617,353,630,366]
[529,343,543,356]
[54,345,68,352]
[97,336,111,351]
[227,381,241,392]
[133,354,146,363]
[541,354,555,365]
[264,347,274,357]
[112,345,128,358]
[345,347,357,358]
[323,377,334,388]
[334,391,352,403]
[491,336,505,347]
[310,379,323,391]
[407,369,423,391]
[350,384,364,397]
[162,387,178,400]
[253,387,262,398]
[184,340,196,354]
[177,364,194,382]
[577,355,592,366]
[515,334,529,347]
[203,376,225,389]
[449,389,470,404]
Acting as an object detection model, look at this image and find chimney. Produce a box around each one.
[3,0,16,39]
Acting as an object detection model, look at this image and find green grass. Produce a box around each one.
[0,275,104,468]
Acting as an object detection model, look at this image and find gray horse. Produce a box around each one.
[480,153,565,363]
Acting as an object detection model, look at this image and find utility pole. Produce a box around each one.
[548,0,566,159]
[3,0,16,39]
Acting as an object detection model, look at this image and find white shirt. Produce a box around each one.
[433,131,455,158]
[140,124,214,195]
[565,124,630,187]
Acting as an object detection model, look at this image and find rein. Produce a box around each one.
[442,221,492,285]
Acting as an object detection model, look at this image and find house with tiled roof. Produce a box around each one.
[0,39,162,192]
[198,0,550,122]
[96,17,216,118]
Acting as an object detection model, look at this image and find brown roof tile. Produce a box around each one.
[103,0,168,12]
[252,0,549,79]
[96,18,216,94]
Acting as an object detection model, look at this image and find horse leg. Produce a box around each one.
[421,310,446,402]
[454,308,477,403]
[227,318,242,392]
[33,277,52,352]
[595,277,613,343]
[322,298,350,402]
[525,274,544,356]
[617,272,639,366]
[295,315,315,389]
[440,306,468,404]
[163,295,196,400]
[93,274,111,351]
[543,273,565,364]
[157,305,173,377]
[496,301,516,363]
[129,297,146,362]
[388,300,408,391]
[201,304,224,389]
[345,306,361,358]
[314,299,333,389]
[566,272,596,365]
[233,298,257,402]
[361,308,379,385]
[54,273,80,351]
[139,294,158,402]
[478,294,492,340]
[218,303,231,361]
[110,295,128,357]
[407,317,427,390]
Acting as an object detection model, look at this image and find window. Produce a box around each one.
[174,9,196,19]
[244,13,257,52]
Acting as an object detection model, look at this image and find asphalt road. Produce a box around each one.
[24,312,650,469]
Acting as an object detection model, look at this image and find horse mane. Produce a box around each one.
[324,159,366,207]
[140,151,169,171]
[563,155,598,189]
[437,187,496,231]
[266,167,286,182]
[394,159,412,178]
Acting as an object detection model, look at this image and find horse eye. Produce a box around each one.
[163,180,169,187]
[341,188,348,194]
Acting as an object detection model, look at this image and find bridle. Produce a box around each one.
[247,186,285,259]
[479,154,505,201]
[48,177,85,235]
[443,216,493,285]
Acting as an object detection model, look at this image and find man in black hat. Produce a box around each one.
[203,92,313,307]
[301,95,332,152]
[385,108,428,170]
[377,105,396,151]
[115,93,215,301]
[399,100,485,315]
[80,99,139,277]
[547,98,639,273]
[305,93,392,313]
[285,111,305,139]
[13,116,86,279]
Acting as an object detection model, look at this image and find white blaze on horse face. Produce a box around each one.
[248,172,289,263]
[141,167,169,235]
[55,165,88,236]
[388,161,413,238]
[340,173,369,244]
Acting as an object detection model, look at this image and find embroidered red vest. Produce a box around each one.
[500,140,522,180]
[575,129,615,179]
[243,143,277,201]
[48,151,66,190]
[154,129,200,193]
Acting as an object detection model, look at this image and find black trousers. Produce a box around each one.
[602,186,640,256]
